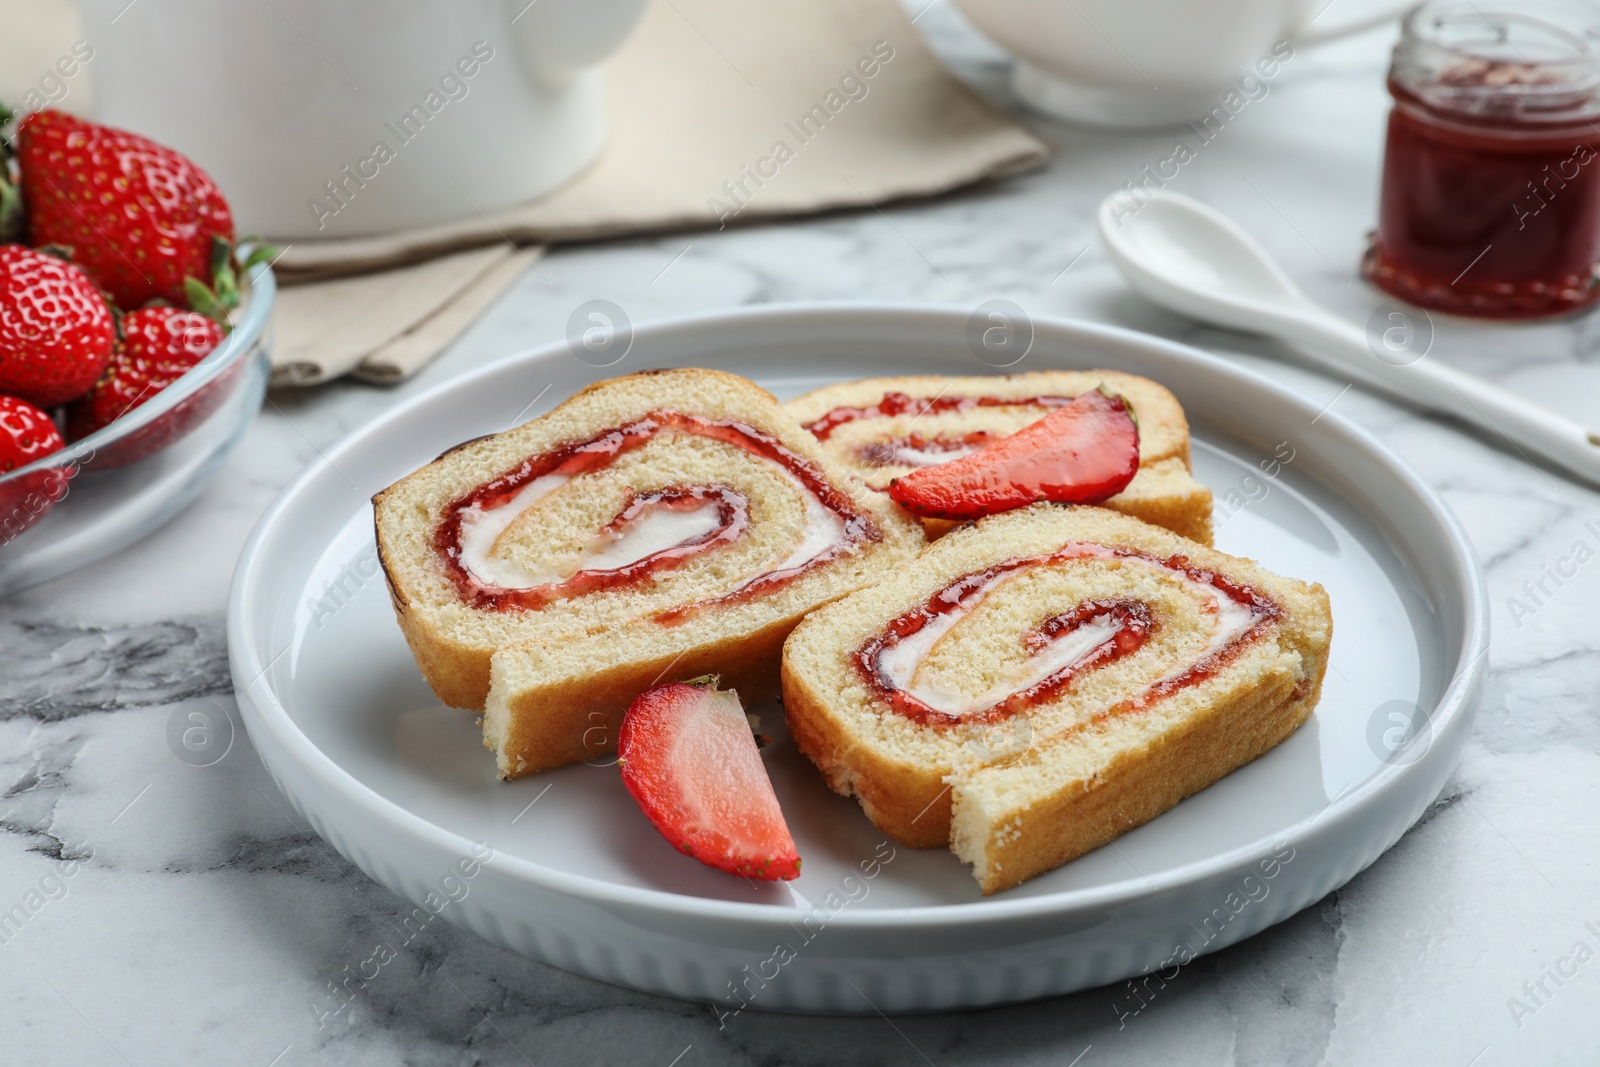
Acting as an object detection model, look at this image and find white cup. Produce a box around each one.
[77,0,650,238]
[949,0,1411,128]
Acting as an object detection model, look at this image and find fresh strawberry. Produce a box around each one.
[16,109,234,309]
[618,678,801,880]
[887,389,1140,520]
[66,306,224,466]
[0,244,115,406]
[0,393,69,540]
[0,394,65,471]
[67,307,221,437]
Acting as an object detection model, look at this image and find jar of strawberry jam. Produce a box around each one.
[1364,0,1600,318]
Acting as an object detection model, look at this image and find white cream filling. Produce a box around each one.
[881,558,1261,719]
[455,455,849,596]
[885,442,982,468]
[878,570,1011,712]
[897,608,1121,719]
[457,474,569,588]
[582,503,725,573]
[727,487,845,594]
[1180,584,1257,676]
[460,482,727,590]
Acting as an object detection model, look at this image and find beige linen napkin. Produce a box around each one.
[271,245,536,385]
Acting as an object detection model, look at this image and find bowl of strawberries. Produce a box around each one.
[0,107,273,597]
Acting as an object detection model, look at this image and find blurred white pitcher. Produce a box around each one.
[78,0,650,238]
[950,0,1411,128]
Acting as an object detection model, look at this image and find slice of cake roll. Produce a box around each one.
[783,371,1214,543]
[374,368,924,777]
[782,505,1331,894]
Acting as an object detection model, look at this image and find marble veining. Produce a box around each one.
[3,2,1598,1064]
[0,617,230,723]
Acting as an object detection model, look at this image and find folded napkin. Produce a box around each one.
[271,245,535,385]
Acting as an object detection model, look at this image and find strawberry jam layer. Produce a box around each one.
[855,541,1279,727]
[859,431,997,469]
[803,391,1076,441]
[474,485,749,611]
[436,410,879,613]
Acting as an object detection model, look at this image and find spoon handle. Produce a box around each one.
[1283,312,1600,486]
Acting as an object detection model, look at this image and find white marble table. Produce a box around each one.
[4,6,1599,1065]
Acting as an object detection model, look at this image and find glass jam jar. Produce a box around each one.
[1363,0,1600,319]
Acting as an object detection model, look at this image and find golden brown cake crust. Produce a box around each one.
[782,660,952,849]
[969,667,1326,893]
[491,610,798,777]
[780,504,1332,892]
[374,367,926,776]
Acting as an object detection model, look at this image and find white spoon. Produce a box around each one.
[1097,190,1600,487]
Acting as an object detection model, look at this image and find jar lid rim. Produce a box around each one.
[1404,1,1600,60]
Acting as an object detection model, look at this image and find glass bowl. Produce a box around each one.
[0,263,275,597]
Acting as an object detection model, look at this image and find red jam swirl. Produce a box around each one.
[475,485,749,612]
[1125,553,1279,712]
[803,391,1075,441]
[1023,598,1150,656]
[855,542,1280,728]
[858,431,996,468]
[435,410,880,614]
[996,599,1153,722]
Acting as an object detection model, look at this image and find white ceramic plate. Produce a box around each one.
[229,305,1486,1013]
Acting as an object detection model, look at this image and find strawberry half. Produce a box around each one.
[887,389,1140,521]
[618,679,801,880]
[17,109,234,309]
[0,244,115,407]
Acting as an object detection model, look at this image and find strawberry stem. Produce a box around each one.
[0,103,22,245]
[182,236,279,334]
[183,276,232,331]
[236,235,279,271]
[0,177,23,245]
[1097,386,1138,432]
[678,674,723,689]
[0,101,15,158]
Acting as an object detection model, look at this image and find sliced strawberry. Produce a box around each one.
[618,679,800,880]
[887,389,1140,521]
